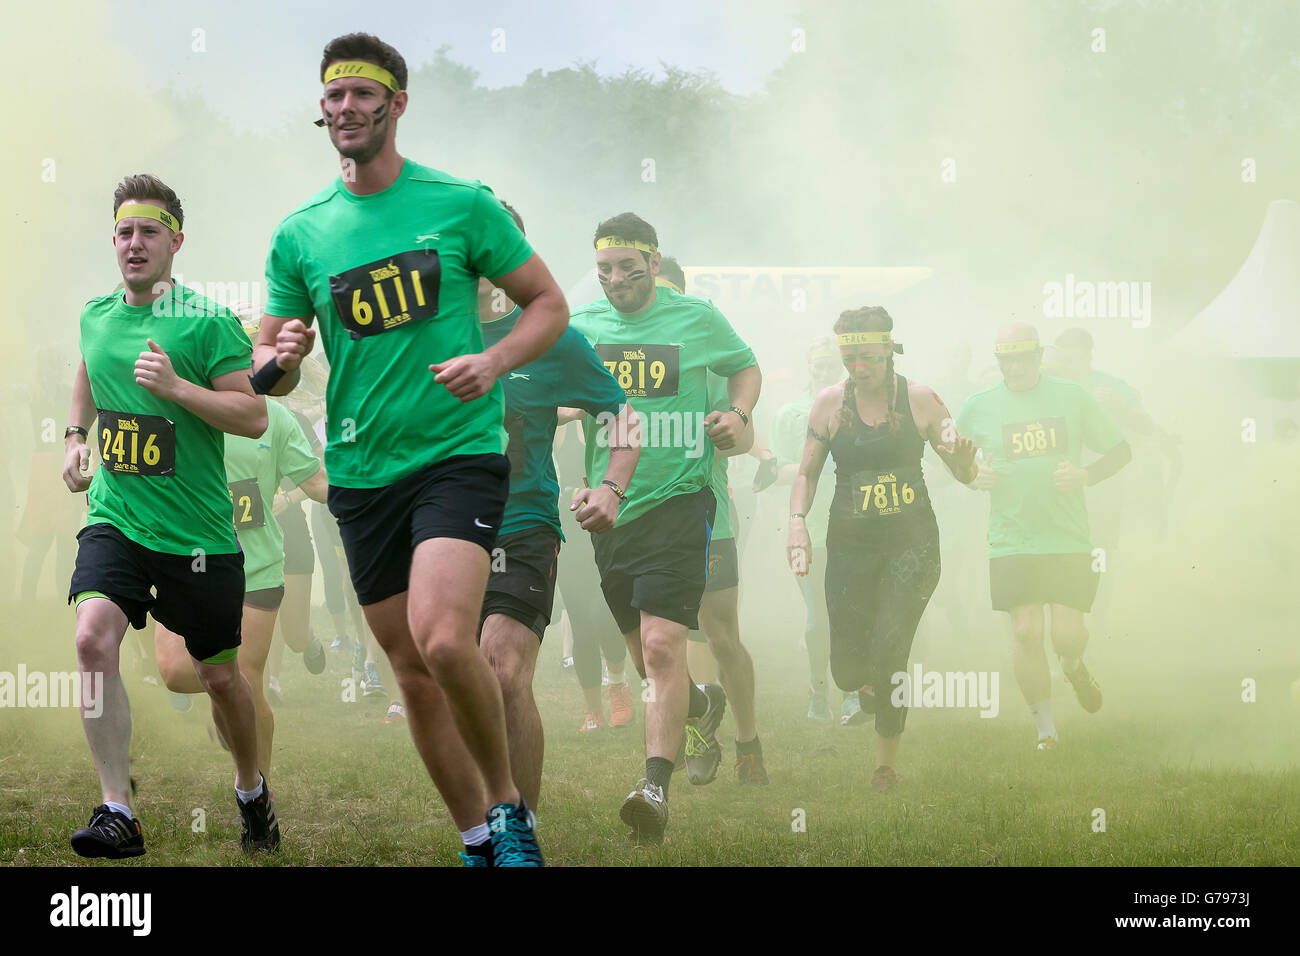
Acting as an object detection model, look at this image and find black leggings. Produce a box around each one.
[824,528,941,738]
[311,501,349,616]
[559,511,626,690]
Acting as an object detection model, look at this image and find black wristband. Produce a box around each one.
[250,360,288,395]
[729,405,750,427]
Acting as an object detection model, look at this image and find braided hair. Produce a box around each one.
[833,306,900,435]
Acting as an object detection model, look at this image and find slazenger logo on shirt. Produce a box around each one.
[509,372,531,381]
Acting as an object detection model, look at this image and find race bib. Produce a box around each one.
[97,411,175,477]
[1002,417,1068,460]
[329,249,441,340]
[850,470,919,517]
[595,344,680,399]
[228,477,265,530]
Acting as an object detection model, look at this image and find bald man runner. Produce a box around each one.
[955,323,1132,751]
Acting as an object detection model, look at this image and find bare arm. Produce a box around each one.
[911,382,977,484]
[571,402,642,534]
[63,359,97,492]
[253,314,313,397]
[705,363,762,453]
[133,340,267,438]
[296,465,329,503]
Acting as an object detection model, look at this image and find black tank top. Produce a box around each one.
[827,374,936,548]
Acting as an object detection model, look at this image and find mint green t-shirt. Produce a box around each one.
[263,159,534,488]
[706,372,734,541]
[955,374,1125,558]
[771,390,834,544]
[571,286,756,527]
[225,399,321,591]
[81,284,253,555]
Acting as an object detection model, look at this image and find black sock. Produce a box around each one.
[464,840,493,863]
[646,756,674,796]
[735,735,761,757]
[686,681,709,719]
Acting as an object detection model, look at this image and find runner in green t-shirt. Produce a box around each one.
[567,213,762,844]
[62,175,276,858]
[658,256,769,788]
[250,34,568,867]
[955,322,1131,752]
[769,335,861,724]
[155,393,327,775]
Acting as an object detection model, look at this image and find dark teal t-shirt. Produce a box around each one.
[480,307,626,538]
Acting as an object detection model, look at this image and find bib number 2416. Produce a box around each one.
[98,411,175,477]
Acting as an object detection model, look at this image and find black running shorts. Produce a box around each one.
[327,454,510,606]
[481,525,560,640]
[592,488,716,633]
[989,552,1100,612]
[68,522,244,663]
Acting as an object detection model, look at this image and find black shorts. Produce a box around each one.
[703,535,739,593]
[481,525,560,640]
[245,587,285,610]
[278,506,315,576]
[328,454,510,606]
[68,522,244,663]
[592,488,716,633]
[989,553,1099,612]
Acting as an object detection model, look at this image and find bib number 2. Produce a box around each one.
[228,477,265,530]
[98,411,175,477]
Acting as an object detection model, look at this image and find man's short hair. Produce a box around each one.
[113,174,184,231]
[658,255,686,291]
[501,201,525,236]
[593,212,658,256]
[320,33,408,90]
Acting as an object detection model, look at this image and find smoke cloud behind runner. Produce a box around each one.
[2,0,1298,848]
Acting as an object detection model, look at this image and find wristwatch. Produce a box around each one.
[64,426,88,440]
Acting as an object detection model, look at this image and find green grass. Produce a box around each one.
[3,531,1299,868]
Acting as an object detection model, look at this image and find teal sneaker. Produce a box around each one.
[458,850,490,867]
[807,686,832,723]
[362,661,385,698]
[487,799,543,867]
[840,691,861,725]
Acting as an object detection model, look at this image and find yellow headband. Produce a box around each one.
[655,277,683,294]
[994,340,1041,354]
[323,61,400,92]
[838,332,891,346]
[115,203,179,232]
[596,236,657,255]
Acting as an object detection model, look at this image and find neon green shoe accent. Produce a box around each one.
[201,647,239,665]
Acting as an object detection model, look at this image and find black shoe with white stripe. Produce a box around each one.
[238,775,281,853]
[71,805,146,859]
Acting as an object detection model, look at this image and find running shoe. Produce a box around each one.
[807,686,832,723]
[1063,658,1103,713]
[578,709,603,733]
[302,637,326,675]
[735,752,770,785]
[619,778,668,844]
[487,799,543,867]
[1036,735,1058,752]
[237,775,280,853]
[840,691,861,725]
[843,685,875,726]
[266,676,282,705]
[169,691,193,713]
[362,661,385,698]
[384,702,405,724]
[70,805,145,859]
[351,642,365,690]
[329,635,348,653]
[608,681,634,727]
[458,850,490,867]
[869,766,903,792]
[684,683,726,785]
[560,656,574,670]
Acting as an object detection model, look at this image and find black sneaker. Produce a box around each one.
[619,778,668,844]
[302,637,326,675]
[238,775,281,853]
[684,683,726,785]
[71,805,145,859]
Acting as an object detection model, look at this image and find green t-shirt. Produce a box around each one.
[772,390,831,544]
[571,287,756,527]
[263,159,534,488]
[955,374,1125,558]
[705,372,734,541]
[225,399,320,591]
[81,284,252,555]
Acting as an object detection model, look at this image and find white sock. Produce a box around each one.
[607,667,626,686]
[235,776,265,804]
[460,822,490,846]
[1029,699,1056,739]
[105,800,133,819]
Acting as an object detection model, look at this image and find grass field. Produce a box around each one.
[3,518,1299,869]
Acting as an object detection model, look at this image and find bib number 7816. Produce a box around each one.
[856,472,914,516]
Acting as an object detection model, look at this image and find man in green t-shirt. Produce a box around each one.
[769,335,860,724]
[251,34,567,866]
[568,213,761,844]
[955,322,1131,752]
[62,175,275,858]
[155,393,327,776]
